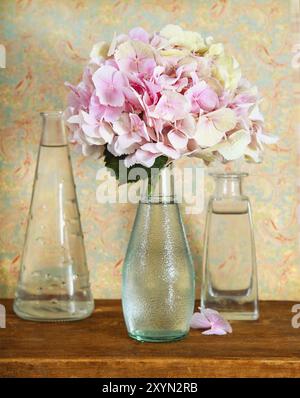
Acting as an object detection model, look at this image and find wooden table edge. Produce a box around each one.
[1,357,300,378]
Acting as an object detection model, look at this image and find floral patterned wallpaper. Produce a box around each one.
[0,0,299,300]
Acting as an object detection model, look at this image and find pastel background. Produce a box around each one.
[0,0,299,300]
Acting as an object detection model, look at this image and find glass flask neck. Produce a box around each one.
[40,111,67,146]
[212,173,248,199]
[142,164,175,204]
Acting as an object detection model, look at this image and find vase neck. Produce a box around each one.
[40,111,67,146]
[212,173,248,199]
[142,165,175,204]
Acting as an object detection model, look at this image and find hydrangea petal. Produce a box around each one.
[195,108,237,147]
[190,307,232,335]
[202,328,227,336]
[160,24,206,52]
[214,54,242,92]
[190,312,211,329]
[99,123,114,144]
[211,129,251,161]
[168,130,188,149]
[89,41,109,64]
[92,65,127,107]
[211,108,237,132]
[115,40,155,74]
[125,148,159,168]
[129,27,150,43]
[153,91,191,122]
[113,114,131,136]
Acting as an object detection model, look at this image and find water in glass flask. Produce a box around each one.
[14,112,94,321]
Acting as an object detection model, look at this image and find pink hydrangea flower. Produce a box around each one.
[65,25,275,168]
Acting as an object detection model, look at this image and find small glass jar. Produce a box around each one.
[201,172,259,320]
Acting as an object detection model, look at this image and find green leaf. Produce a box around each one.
[103,147,126,181]
[103,147,168,184]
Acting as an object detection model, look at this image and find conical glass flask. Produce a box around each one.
[122,167,195,342]
[14,111,94,321]
[201,172,259,320]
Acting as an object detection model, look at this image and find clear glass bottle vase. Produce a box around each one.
[122,167,195,342]
[14,111,94,321]
[201,173,259,320]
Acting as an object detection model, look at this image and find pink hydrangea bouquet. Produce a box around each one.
[65,25,276,176]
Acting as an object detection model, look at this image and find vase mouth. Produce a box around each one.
[209,172,249,179]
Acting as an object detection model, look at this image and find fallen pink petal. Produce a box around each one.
[190,307,232,335]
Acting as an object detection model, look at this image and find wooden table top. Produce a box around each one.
[0,299,300,378]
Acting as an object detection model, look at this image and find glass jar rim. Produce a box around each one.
[209,172,249,178]
[40,111,64,117]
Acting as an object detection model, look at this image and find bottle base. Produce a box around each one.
[201,297,259,321]
[128,330,188,343]
[219,311,259,321]
[13,300,94,322]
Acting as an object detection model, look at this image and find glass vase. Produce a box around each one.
[14,111,94,321]
[201,172,259,320]
[122,167,195,342]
